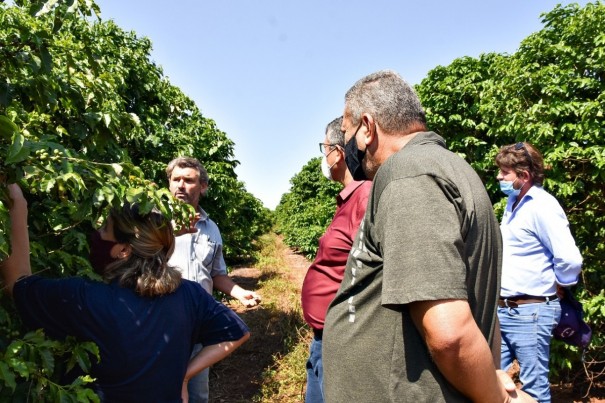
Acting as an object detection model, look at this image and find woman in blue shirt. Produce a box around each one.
[1,183,249,402]
[495,142,582,402]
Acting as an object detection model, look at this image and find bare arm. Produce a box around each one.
[1,184,31,296]
[183,332,250,381]
[409,298,510,402]
[213,274,261,307]
[181,332,250,401]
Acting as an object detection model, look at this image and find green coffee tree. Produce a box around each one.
[0,0,271,400]
[275,157,341,259]
[416,1,604,387]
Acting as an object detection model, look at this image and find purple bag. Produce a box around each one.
[553,288,592,349]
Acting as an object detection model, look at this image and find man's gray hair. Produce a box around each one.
[325,116,344,147]
[345,69,426,134]
[166,157,209,184]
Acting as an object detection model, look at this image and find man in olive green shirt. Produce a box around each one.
[323,70,535,403]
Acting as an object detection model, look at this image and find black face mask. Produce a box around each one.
[89,230,120,274]
[344,123,367,181]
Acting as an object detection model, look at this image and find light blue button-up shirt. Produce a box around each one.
[168,208,227,294]
[500,185,582,297]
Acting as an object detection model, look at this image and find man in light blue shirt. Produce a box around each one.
[166,157,262,403]
[495,142,582,402]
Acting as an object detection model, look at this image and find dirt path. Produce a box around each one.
[209,238,310,403]
[208,237,604,403]
[280,248,310,289]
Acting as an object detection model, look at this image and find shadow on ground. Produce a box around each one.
[209,266,309,402]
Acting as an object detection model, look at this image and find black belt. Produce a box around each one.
[313,328,323,340]
[498,294,557,308]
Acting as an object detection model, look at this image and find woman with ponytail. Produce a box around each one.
[1,184,249,402]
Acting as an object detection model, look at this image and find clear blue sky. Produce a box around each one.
[95,0,587,209]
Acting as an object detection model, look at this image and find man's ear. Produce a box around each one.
[361,113,376,147]
[200,182,209,197]
[520,170,532,181]
[333,143,346,163]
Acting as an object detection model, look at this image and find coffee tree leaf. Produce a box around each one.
[0,116,19,141]
[5,132,30,164]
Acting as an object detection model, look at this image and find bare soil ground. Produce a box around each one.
[209,239,604,402]
[209,246,309,403]
[508,360,605,403]
[552,384,605,403]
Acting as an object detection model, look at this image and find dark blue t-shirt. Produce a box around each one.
[13,275,249,402]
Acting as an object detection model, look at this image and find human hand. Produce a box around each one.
[505,388,537,402]
[496,369,516,393]
[237,290,262,308]
[181,380,189,403]
[556,285,566,299]
[7,183,27,210]
[174,212,200,236]
[496,369,537,403]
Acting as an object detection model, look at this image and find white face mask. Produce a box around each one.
[321,154,336,181]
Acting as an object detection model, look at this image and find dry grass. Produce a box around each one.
[210,233,605,402]
[209,233,311,403]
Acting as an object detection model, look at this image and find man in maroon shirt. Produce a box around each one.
[301,116,372,403]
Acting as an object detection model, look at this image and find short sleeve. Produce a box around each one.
[193,287,249,346]
[377,175,468,306]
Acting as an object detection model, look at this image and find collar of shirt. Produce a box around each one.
[194,207,209,227]
[505,184,538,214]
[337,180,369,206]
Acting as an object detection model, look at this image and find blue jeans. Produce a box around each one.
[498,299,561,403]
[188,343,209,403]
[305,335,324,403]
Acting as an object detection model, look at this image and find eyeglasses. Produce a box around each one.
[514,142,534,170]
[319,143,339,154]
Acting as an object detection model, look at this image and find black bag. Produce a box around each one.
[553,288,592,349]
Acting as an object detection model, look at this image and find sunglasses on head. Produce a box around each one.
[514,142,534,170]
